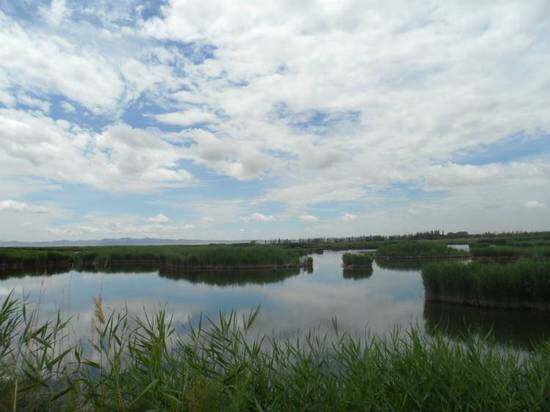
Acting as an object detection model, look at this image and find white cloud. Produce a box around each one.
[16,94,51,112]
[1,3,550,239]
[242,212,275,222]
[0,110,193,193]
[340,213,358,222]
[147,213,171,224]
[525,201,545,209]
[0,200,50,214]
[0,12,124,114]
[39,0,67,25]
[298,214,319,222]
[46,214,196,240]
[61,101,76,113]
[154,107,218,127]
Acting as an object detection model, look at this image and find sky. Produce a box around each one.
[0,0,549,241]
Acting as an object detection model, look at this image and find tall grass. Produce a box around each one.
[342,252,373,267]
[470,244,550,259]
[1,245,303,272]
[375,259,428,271]
[422,259,550,310]
[376,241,465,258]
[2,294,550,410]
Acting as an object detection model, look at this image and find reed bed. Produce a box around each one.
[1,294,550,411]
[470,244,550,259]
[0,245,303,272]
[376,241,465,259]
[422,259,550,310]
[342,252,374,267]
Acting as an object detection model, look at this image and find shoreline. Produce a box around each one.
[425,293,550,312]
[0,259,309,274]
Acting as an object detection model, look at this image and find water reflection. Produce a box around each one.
[374,259,428,272]
[0,250,546,352]
[159,267,302,286]
[424,301,550,350]
[342,268,373,280]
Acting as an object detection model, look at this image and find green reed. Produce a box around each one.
[1,244,302,272]
[2,293,550,411]
[376,241,465,258]
[342,252,373,267]
[470,244,550,259]
[422,259,550,308]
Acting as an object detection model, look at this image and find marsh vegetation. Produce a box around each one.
[0,245,305,272]
[422,260,550,310]
[2,295,550,411]
[342,252,374,268]
[375,241,466,259]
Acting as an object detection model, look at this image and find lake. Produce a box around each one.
[1,249,549,350]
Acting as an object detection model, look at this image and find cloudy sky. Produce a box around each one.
[0,0,549,241]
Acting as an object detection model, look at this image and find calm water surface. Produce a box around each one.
[1,250,549,349]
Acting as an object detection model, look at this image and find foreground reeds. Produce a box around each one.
[2,294,550,411]
[422,259,550,310]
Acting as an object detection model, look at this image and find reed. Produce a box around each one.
[422,259,550,310]
[1,294,550,411]
[470,244,550,259]
[1,245,303,272]
[342,252,373,267]
[376,241,465,259]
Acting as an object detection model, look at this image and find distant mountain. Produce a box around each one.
[0,238,246,247]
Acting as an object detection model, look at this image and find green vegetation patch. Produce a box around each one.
[470,244,550,259]
[422,259,550,309]
[342,252,374,267]
[0,245,302,270]
[2,295,550,411]
[376,241,465,258]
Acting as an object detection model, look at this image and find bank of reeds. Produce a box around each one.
[342,252,373,268]
[376,241,466,260]
[422,259,550,310]
[2,294,550,410]
[0,245,304,273]
[470,244,550,259]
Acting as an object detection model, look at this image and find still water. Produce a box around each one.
[1,250,549,349]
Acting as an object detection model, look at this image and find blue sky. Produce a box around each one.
[0,0,549,241]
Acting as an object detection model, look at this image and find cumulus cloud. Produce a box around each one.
[340,213,358,222]
[242,212,275,222]
[0,109,193,192]
[47,214,196,240]
[298,214,319,222]
[1,2,550,239]
[154,107,218,127]
[0,200,50,214]
[525,201,545,209]
[147,213,171,224]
